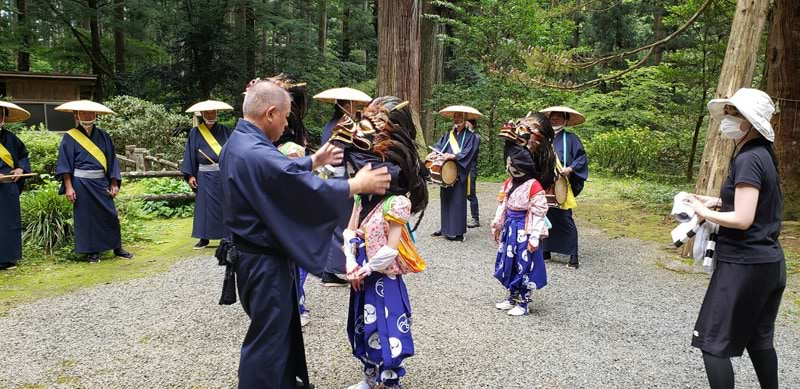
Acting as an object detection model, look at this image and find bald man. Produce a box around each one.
[220,81,390,388]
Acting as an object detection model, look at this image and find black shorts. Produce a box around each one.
[692,258,786,358]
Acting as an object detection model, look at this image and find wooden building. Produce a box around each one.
[0,71,96,131]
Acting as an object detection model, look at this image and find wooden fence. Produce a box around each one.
[117,145,195,201]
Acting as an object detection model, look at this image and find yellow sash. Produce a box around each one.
[66,128,107,172]
[198,123,223,157]
[448,130,462,154]
[0,142,13,168]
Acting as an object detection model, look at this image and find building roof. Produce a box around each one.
[0,71,97,82]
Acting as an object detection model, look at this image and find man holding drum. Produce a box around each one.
[429,106,481,242]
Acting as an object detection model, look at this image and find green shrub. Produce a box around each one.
[139,178,194,218]
[586,127,693,178]
[20,181,74,254]
[100,95,191,161]
[15,125,63,189]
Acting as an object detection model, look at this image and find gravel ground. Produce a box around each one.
[1,182,799,389]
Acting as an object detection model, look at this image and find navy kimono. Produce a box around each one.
[543,130,589,257]
[181,123,232,240]
[320,112,352,275]
[220,119,350,388]
[55,125,123,254]
[0,129,31,265]
[433,128,479,238]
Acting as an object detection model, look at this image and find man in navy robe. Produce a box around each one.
[466,119,481,228]
[430,113,479,241]
[0,104,32,270]
[542,110,589,269]
[220,81,390,388]
[55,107,133,263]
[181,108,232,249]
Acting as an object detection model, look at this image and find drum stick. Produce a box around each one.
[1,172,38,178]
[428,146,445,155]
[198,149,218,165]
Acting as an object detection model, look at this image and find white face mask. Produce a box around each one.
[79,119,96,128]
[204,120,216,127]
[720,116,745,140]
[553,124,564,132]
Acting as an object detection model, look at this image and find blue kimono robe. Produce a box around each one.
[320,112,352,275]
[543,130,589,257]
[433,128,479,238]
[220,119,350,388]
[55,125,123,254]
[181,123,232,240]
[0,128,31,265]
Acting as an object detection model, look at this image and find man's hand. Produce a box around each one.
[65,187,77,203]
[349,163,390,197]
[108,183,120,198]
[188,176,198,189]
[561,166,573,176]
[527,242,538,252]
[445,153,457,161]
[9,168,24,182]
[312,142,344,170]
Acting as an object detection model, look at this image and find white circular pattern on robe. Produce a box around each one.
[396,314,410,333]
[497,243,503,253]
[375,278,385,297]
[387,274,397,280]
[298,295,305,306]
[388,337,403,358]
[385,306,389,319]
[517,262,524,274]
[506,245,514,258]
[527,281,538,290]
[364,304,377,325]
[381,369,399,381]
[368,332,381,349]
[522,250,528,261]
[522,275,529,284]
[354,315,365,334]
[517,229,527,243]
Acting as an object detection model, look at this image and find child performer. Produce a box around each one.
[343,96,429,389]
[491,112,557,316]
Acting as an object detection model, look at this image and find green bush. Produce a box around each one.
[139,178,194,218]
[100,95,191,161]
[15,125,63,189]
[586,127,692,177]
[20,181,74,254]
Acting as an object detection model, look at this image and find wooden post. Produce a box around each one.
[134,148,147,171]
[142,149,153,171]
[685,0,771,256]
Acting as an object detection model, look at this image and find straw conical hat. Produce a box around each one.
[540,106,585,126]
[186,100,234,113]
[0,101,31,123]
[438,105,483,120]
[54,100,115,114]
[313,87,372,104]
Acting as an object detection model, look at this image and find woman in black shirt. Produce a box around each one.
[685,88,785,389]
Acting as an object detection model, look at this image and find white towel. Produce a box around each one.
[670,192,695,223]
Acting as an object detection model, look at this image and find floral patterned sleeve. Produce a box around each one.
[384,195,412,225]
[525,189,549,248]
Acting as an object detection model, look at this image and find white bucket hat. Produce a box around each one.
[707,88,775,142]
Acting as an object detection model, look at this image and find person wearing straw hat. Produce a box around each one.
[682,88,785,389]
[182,99,234,250]
[540,106,588,269]
[54,100,133,263]
[219,81,389,388]
[0,101,32,271]
[315,86,372,287]
[466,118,482,228]
[429,105,481,242]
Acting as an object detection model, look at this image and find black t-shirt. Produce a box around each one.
[716,139,784,264]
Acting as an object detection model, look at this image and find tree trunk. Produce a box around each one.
[419,0,444,144]
[88,0,105,100]
[16,0,31,71]
[377,0,426,148]
[766,0,800,219]
[114,0,126,76]
[685,0,770,256]
[340,0,352,61]
[651,2,665,65]
[246,2,256,80]
[317,0,327,55]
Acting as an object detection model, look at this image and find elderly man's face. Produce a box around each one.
[265,102,291,142]
[201,110,217,122]
[453,112,465,125]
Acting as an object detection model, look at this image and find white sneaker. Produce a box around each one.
[495,300,515,310]
[300,312,310,327]
[346,381,371,389]
[507,305,528,316]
